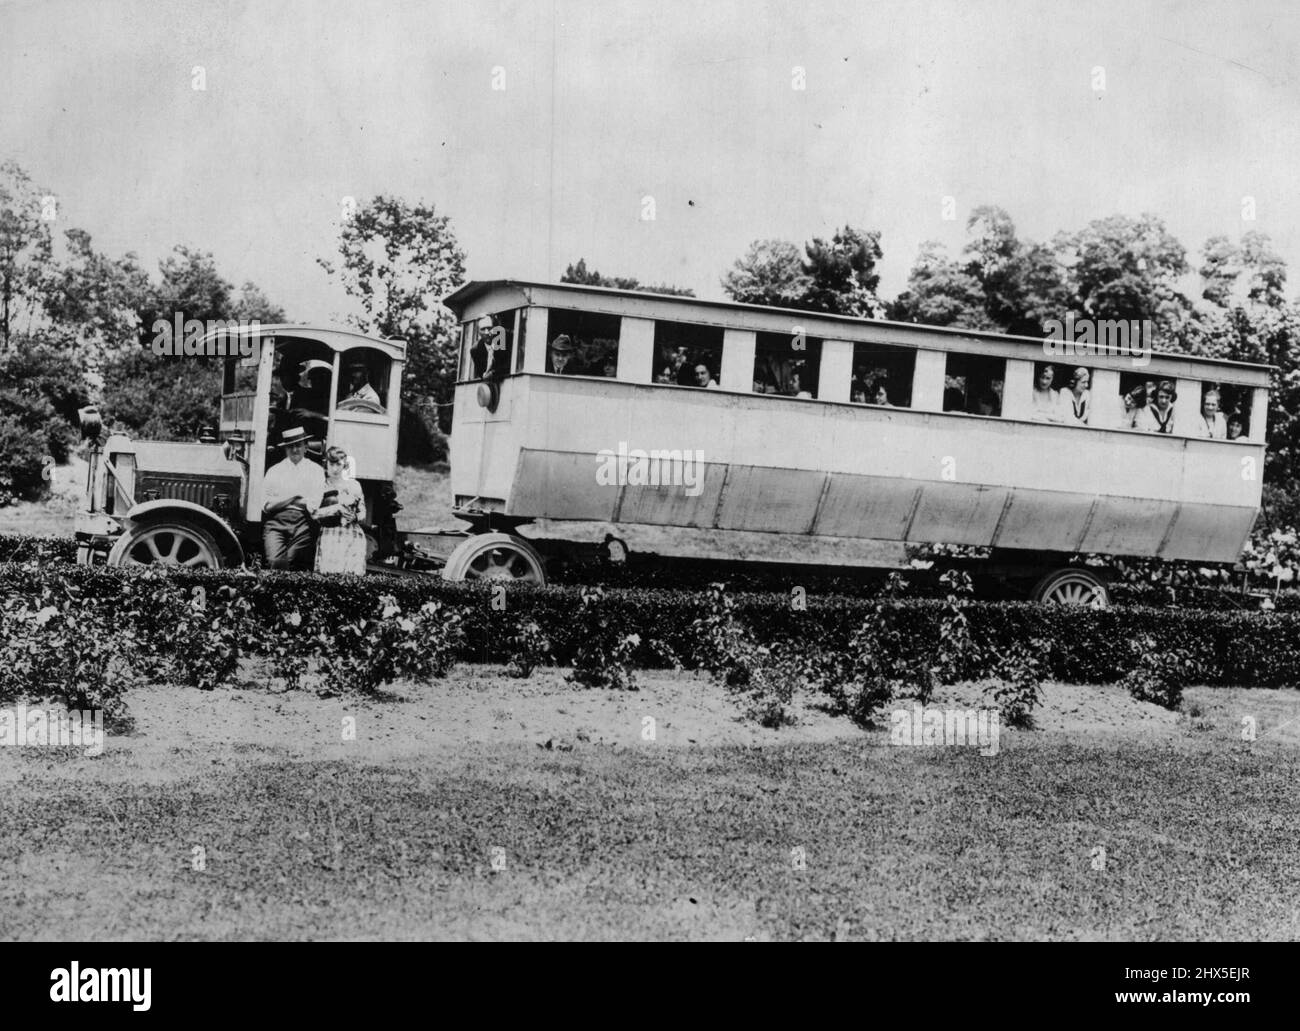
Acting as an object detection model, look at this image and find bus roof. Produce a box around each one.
[443,279,1273,377]
[201,323,406,359]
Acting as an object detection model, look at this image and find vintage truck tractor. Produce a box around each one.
[75,325,406,569]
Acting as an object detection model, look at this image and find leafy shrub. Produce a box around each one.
[166,585,255,691]
[0,578,138,726]
[0,415,52,507]
[568,587,640,691]
[984,639,1045,728]
[1120,633,1199,710]
[258,609,327,691]
[933,569,980,686]
[0,535,78,564]
[505,617,551,678]
[324,595,464,695]
[692,584,794,727]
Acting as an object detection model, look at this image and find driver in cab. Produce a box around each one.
[341,358,381,406]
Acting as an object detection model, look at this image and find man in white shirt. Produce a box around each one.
[263,426,326,569]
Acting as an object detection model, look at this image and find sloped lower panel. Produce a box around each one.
[616,461,727,528]
[1160,503,1256,563]
[991,489,1094,552]
[509,449,619,521]
[812,473,921,539]
[907,483,1009,545]
[1078,496,1178,556]
[713,466,826,533]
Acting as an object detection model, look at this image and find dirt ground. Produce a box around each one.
[6,669,1295,788]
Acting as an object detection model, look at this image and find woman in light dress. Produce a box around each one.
[1031,363,1066,423]
[312,445,367,574]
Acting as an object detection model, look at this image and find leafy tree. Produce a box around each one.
[1057,213,1189,321]
[1240,231,1287,307]
[41,228,149,369]
[561,258,695,296]
[1185,301,1300,491]
[1200,234,1240,307]
[960,206,1072,336]
[101,246,285,441]
[720,238,811,307]
[888,241,997,330]
[318,195,466,452]
[0,160,54,350]
[0,330,90,455]
[801,226,883,317]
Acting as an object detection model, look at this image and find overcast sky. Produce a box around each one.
[3,0,1298,322]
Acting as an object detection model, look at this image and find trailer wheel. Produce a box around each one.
[108,520,223,569]
[1032,568,1110,608]
[441,532,546,585]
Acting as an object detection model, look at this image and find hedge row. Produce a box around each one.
[2,563,1299,687]
[0,534,78,565]
[6,531,1300,612]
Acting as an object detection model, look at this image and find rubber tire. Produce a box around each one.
[1032,568,1111,608]
[441,532,546,584]
[108,520,223,569]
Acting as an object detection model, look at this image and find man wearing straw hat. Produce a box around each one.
[262,425,325,570]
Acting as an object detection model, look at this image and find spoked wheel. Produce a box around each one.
[441,532,546,585]
[1032,568,1110,608]
[108,521,223,569]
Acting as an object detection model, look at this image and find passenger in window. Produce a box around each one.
[1064,367,1090,425]
[341,359,381,406]
[602,357,618,378]
[851,386,867,404]
[1197,389,1227,439]
[664,346,689,385]
[693,363,718,389]
[1032,364,1065,422]
[548,335,577,374]
[1135,380,1178,434]
[851,366,870,400]
[943,387,965,412]
[1227,414,1245,440]
[1122,379,1159,428]
[872,382,891,407]
[974,391,999,416]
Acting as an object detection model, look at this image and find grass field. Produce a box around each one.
[1,672,1297,941]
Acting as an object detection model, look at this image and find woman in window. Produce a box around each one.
[1031,364,1065,422]
[1135,380,1178,434]
[1197,389,1227,439]
[1063,367,1090,425]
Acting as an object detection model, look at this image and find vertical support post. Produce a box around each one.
[523,307,548,373]
[617,317,655,383]
[819,340,853,403]
[1001,359,1035,421]
[912,350,946,411]
[720,328,755,392]
[1249,386,1269,442]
